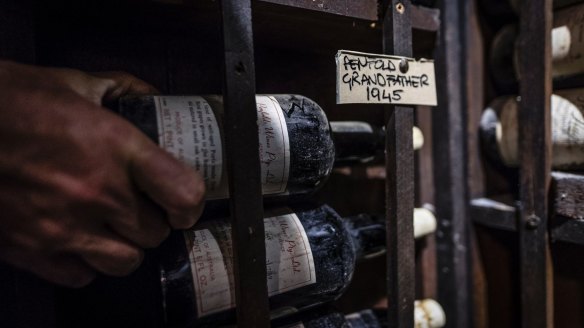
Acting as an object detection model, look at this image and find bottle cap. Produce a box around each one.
[413,207,436,239]
[415,299,446,328]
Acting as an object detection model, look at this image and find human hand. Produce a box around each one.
[0,61,205,287]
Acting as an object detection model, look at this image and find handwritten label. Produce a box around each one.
[185,213,316,318]
[153,95,290,199]
[256,96,290,194]
[154,96,224,197]
[336,50,437,106]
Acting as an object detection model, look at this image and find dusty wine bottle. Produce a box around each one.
[345,299,446,328]
[480,88,584,169]
[117,95,423,200]
[490,5,584,91]
[330,122,424,166]
[272,307,350,328]
[158,204,436,327]
[274,299,446,328]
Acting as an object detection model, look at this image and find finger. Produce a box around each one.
[0,250,95,288]
[90,71,159,102]
[129,143,206,229]
[76,232,144,277]
[107,194,171,249]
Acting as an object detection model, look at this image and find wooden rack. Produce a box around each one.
[467,0,584,326]
[0,0,484,327]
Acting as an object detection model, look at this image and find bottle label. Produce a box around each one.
[551,92,584,167]
[184,213,316,318]
[497,94,584,167]
[154,96,224,197]
[553,5,584,78]
[256,96,291,195]
[153,95,290,199]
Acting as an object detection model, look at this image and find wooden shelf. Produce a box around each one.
[550,216,584,246]
[551,171,584,221]
[470,172,584,246]
[470,197,517,232]
[550,172,584,245]
[257,0,378,20]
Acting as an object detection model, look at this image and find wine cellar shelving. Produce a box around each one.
[469,0,584,326]
[3,0,584,327]
[0,0,470,326]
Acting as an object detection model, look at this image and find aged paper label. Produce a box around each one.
[153,95,290,199]
[336,50,437,106]
[553,5,584,78]
[497,93,584,167]
[154,96,224,197]
[256,96,290,194]
[185,214,316,317]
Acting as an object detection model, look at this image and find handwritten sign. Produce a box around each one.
[336,50,437,106]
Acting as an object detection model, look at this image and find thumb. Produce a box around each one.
[128,136,206,229]
[90,71,159,103]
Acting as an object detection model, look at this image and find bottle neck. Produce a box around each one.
[345,208,437,260]
[331,121,423,166]
[344,214,387,260]
[331,121,385,166]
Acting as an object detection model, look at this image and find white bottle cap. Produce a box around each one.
[413,126,424,150]
[415,299,446,328]
[414,207,437,239]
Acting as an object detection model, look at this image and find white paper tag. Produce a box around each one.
[336,50,437,106]
[185,213,316,318]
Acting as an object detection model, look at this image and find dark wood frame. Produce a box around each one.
[382,1,415,326]
[0,0,479,327]
[468,0,556,326]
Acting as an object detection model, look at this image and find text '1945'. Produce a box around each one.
[336,50,437,106]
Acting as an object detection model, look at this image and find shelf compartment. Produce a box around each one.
[550,171,584,245]
[470,197,517,232]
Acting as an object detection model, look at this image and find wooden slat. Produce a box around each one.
[220,1,270,327]
[415,107,437,299]
[551,171,584,221]
[432,0,472,326]
[550,172,584,245]
[551,217,584,245]
[517,0,553,326]
[258,0,378,20]
[382,1,415,327]
[410,5,440,32]
[471,198,517,232]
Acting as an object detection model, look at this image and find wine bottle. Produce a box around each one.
[480,88,584,169]
[274,299,446,328]
[330,122,424,166]
[117,95,423,200]
[159,204,436,327]
[490,25,572,91]
[345,299,446,328]
[272,307,350,328]
[490,4,583,91]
